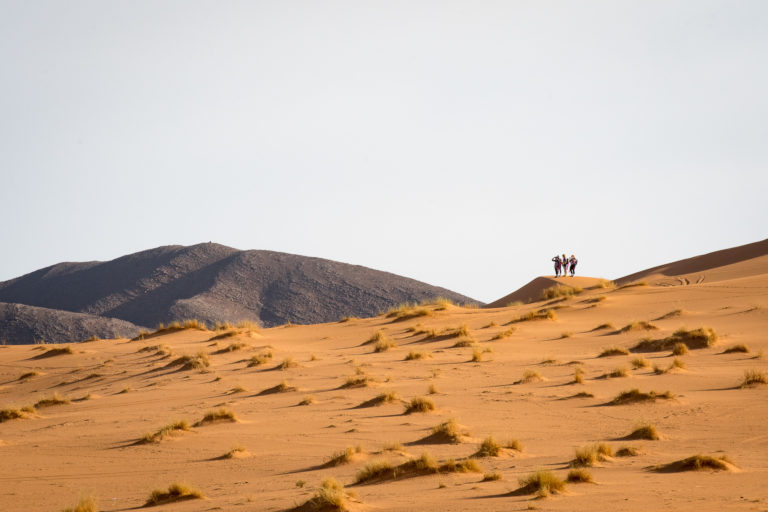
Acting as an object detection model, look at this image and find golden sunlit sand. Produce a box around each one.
[1,244,767,511]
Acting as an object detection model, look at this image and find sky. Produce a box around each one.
[1,1,766,303]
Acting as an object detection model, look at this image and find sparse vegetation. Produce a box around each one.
[34,346,74,358]
[616,446,640,457]
[560,331,573,339]
[621,321,658,333]
[247,351,273,367]
[671,342,689,356]
[474,436,503,457]
[259,380,296,394]
[374,336,396,353]
[0,407,33,423]
[652,454,735,472]
[428,383,439,395]
[387,303,432,321]
[60,494,97,512]
[508,309,557,324]
[298,395,316,406]
[295,477,356,511]
[611,388,674,405]
[140,420,190,444]
[540,285,583,300]
[145,483,204,506]
[483,321,498,329]
[357,391,400,408]
[491,328,515,340]
[571,443,613,467]
[566,468,594,483]
[326,445,364,466]
[471,347,485,362]
[741,369,768,387]
[18,371,41,381]
[517,369,544,384]
[34,392,70,408]
[222,445,248,459]
[627,423,660,440]
[632,327,717,352]
[631,357,650,369]
[482,472,502,481]
[280,356,298,369]
[618,281,648,289]
[404,397,435,414]
[600,367,629,379]
[194,408,238,426]
[429,419,467,444]
[655,309,684,320]
[592,322,614,331]
[452,337,477,348]
[355,452,481,484]
[599,346,629,357]
[405,350,429,360]
[343,374,374,388]
[722,344,750,354]
[515,470,565,497]
[590,279,616,290]
[169,352,210,371]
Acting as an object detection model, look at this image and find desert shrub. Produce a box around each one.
[357,391,400,408]
[515,470,565,497]
[429,419,467,444]
[631,358,650,369]
[404,397,435,414]
[566,468,593,483]
[474,436,502,457]
[374,337,396,353]
[452,337,477,348]
[633,327,717,352]
[405,350,429,360]
[741,369,768,387]
[60,494,97,512]
[169,352,209,371]
[652,454,734,472]
[247,351,273,367]
[482,472,502,481]
[600,367,629,379]
[259,380,296,395]
[34,392,70,408]
[297,478,355,511]
[141,420,190,444]
[504,438,523,451]
[627,423,659,440]
[0,406,35,423]
[280,356,298,369]
[491,328,515,340]
[428,384,439,395]
[445,324,471,338]
[671,342,689,356]
[571,443,613,467]
[387,304,432,321]
[616,446,640,457]
[508,309,557,324]
[194,408,238,426]
[342,374,373,388]
[145,483,204,506]
[471,348,484,362]
[598,346,629,357]
[518,370,544,384]
[355,453,481,484]
[621,321,658,333]
[722,344,750,354]
[611,388,674,405]
[540,285,582,301]
[326,445,364,466]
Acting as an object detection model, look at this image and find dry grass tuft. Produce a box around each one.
[600,367,629,379]
[471,347,485,362]
[618,281,648,289]
[343,374,374,389]
[34,392,70,408]
[740,369,768,387]
[280,356,298,369]
[223,445,249,459]
[566,468,594,483]
[247,350,273,367]
[671,342,689,356]
[428,383,439,395]
[208,331,243,342]
[0,407,33,423]
[404,397,435,414]
[140,420,190,444]
[508,309,557,324]
[560,331,574,339]
[722,344,750,354]
[452,337,477,348]
[34,346,74,358]
[621,321,658,333]
[599,346,629,357]
[405,350,430,361]
[374,337,396,353]
[592,323,615,331]
[474,436,503,457]
[169,352,210,371]
[655,309,684,320]
[611,388,674,405]
[326,445,364,466]
[61,494,97,512]
[259,380,296,395]
[18,371,41,381]
[430,419,468,444]
[633,327,717,352]
[298,395,316,406]
[491,328,516,341]
[194,408,238,427]
[652,454,735,472]
[357,391,400,408]
[145,483,204,506]
[616,446,641,457]
[631,358,650,369]
[387,304,433,321]
[540,285,583,300]
[571,443,613,467]
[517,370,545,384]
[515,470,566,497]
[483,321,498,329]
[355,452,481,484]
[627,423,660,440]
[590,279,616,289]
[482,472,502,481]
[295,477,355,511]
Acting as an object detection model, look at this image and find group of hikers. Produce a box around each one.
[552,254,578,277]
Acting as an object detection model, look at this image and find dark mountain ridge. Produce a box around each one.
[0,243,477,340]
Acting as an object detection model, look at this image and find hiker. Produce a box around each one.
[569,254,578,276]
[561,254,568,276]
[552,255,561,277]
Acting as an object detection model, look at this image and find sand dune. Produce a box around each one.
[1,243,767,511]
[485,276,606,308]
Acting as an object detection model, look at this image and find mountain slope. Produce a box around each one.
[0,243,477,329]
[0,302,142,344]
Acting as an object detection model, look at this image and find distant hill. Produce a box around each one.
[0,302,142,345]
[0,243,478,339]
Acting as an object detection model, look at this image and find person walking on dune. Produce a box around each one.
[569,254,578,277]
[552,255,562,277]
[561,254,568,277]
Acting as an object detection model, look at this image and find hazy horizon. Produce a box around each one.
[1,1,766,303]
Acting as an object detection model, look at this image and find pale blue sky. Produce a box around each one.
[1,1,766,303]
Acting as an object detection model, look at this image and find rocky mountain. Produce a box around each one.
[0,243,477,342]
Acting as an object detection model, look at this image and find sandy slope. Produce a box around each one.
[1,253,767,511]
